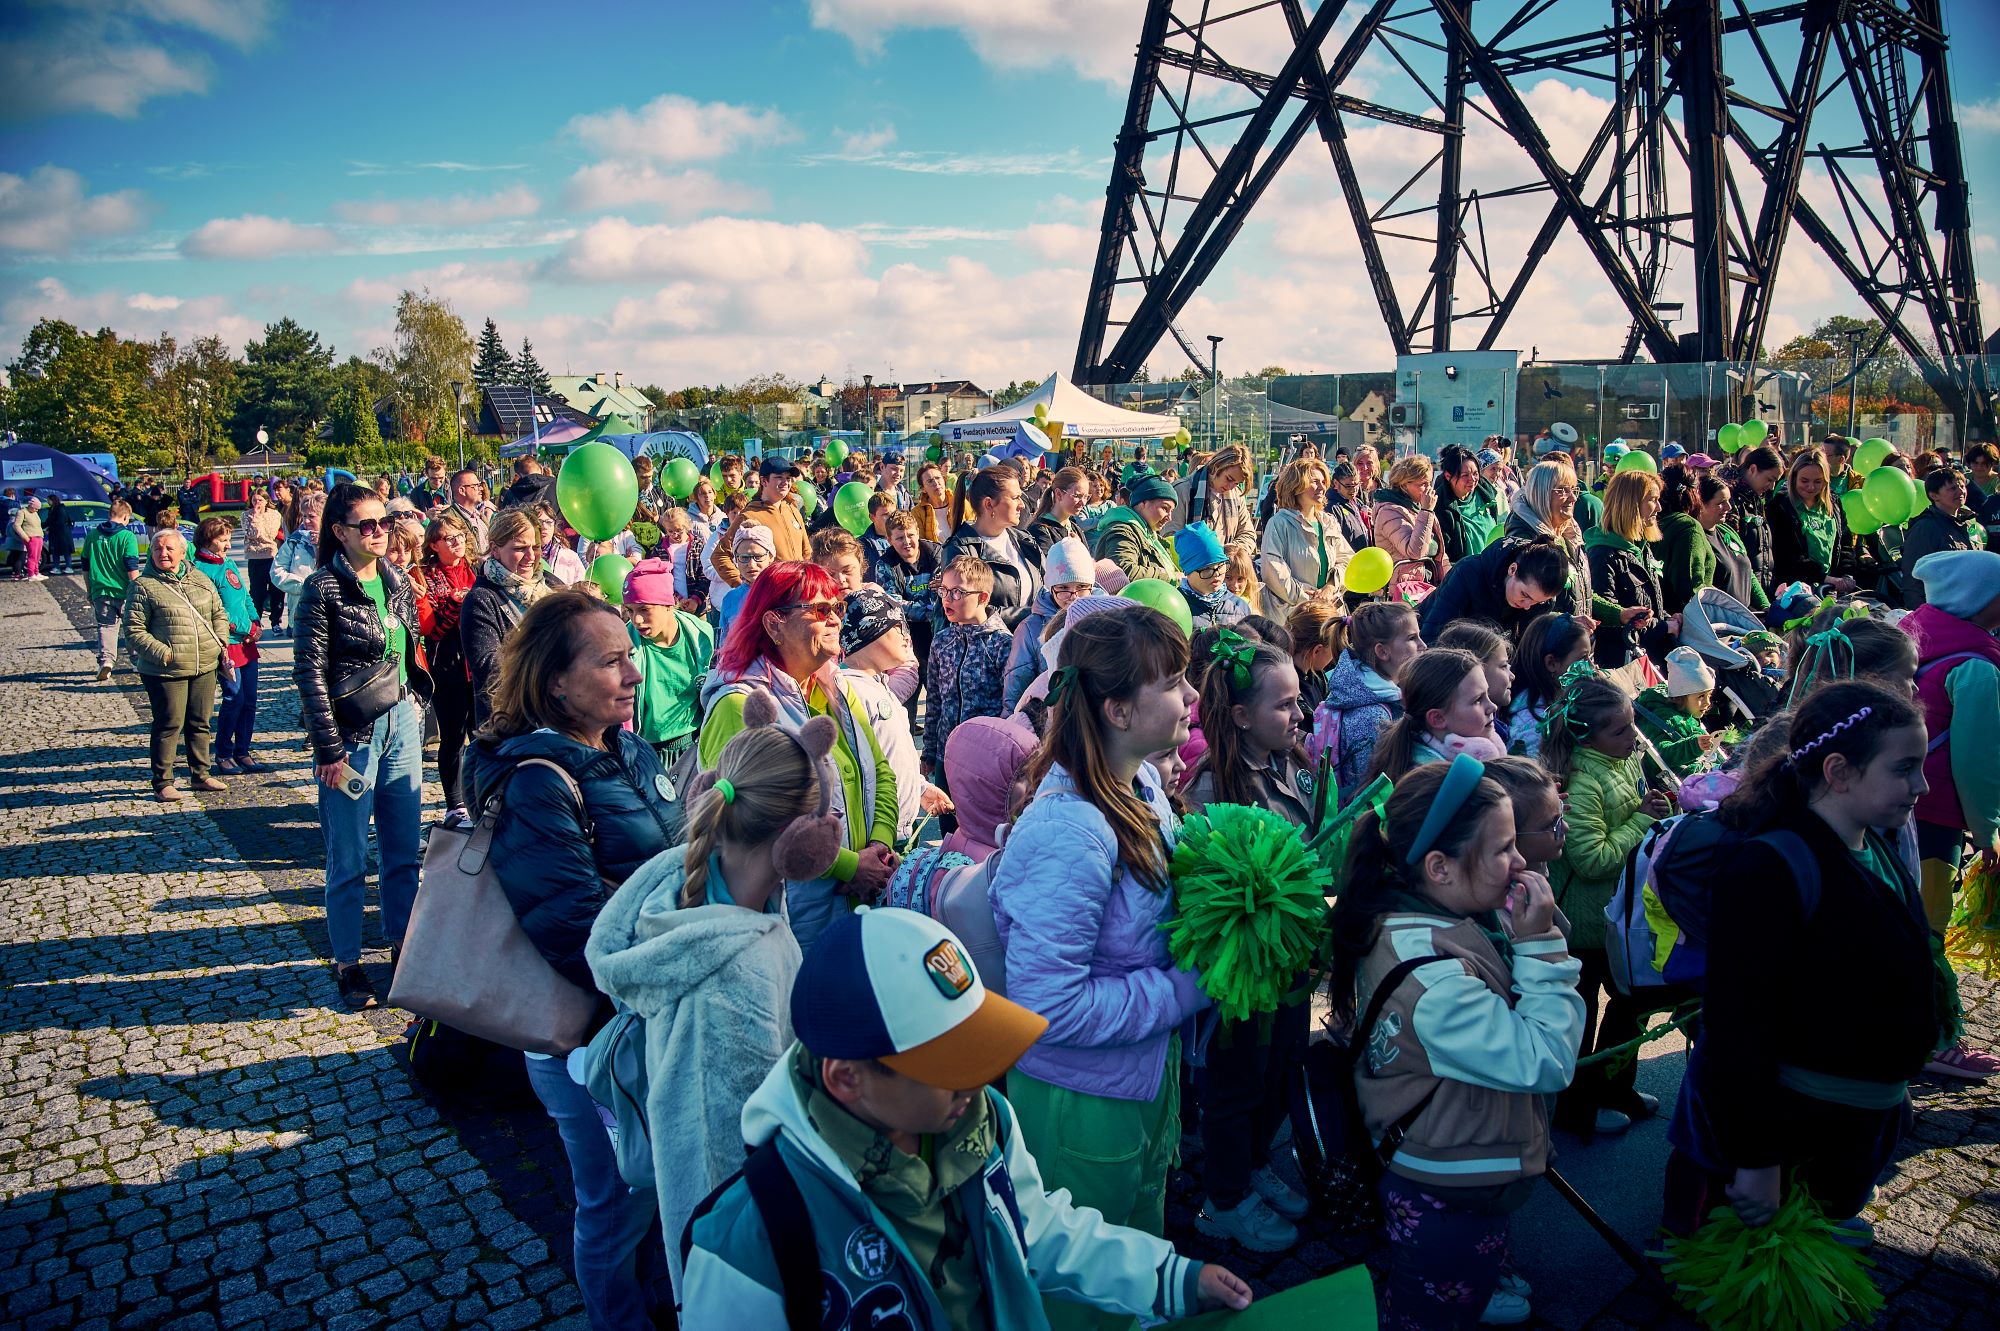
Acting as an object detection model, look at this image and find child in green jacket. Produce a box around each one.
[1634,646,1722,778]
[1539,667,1677,1136]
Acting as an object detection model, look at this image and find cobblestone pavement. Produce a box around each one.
[3,571,1996,1329]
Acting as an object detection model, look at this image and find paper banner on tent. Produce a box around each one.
[1176,1265,1375,1329]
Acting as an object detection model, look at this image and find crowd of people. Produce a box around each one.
[47,424,2000,1329]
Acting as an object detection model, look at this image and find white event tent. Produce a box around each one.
[938,373,1184,444]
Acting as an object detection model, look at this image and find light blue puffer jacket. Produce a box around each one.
[989,762,1208,1102]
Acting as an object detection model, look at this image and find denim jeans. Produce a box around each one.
[92,598,121,669]
[213,658,259,762]
[525,1053,658,1331]
[317,696,422,966]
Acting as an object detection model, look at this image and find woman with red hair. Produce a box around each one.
[697,561,900,951]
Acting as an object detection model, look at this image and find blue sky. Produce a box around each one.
[2,0,1996,392]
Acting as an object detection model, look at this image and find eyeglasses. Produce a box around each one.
[342,517,389,536]
[1552,487,1579,499]
[939,585,984,602]
[1524,814,1568,846]
[779,599,845,622]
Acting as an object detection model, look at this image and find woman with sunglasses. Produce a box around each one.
[294,483,432,1012]
[697,560,900,953]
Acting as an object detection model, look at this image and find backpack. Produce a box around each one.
[400,1015,532,1102]
[1604,812,1822,996]
[1286,954,1448,1232]
[579,1006,655,1189]
[884,842,1011,996]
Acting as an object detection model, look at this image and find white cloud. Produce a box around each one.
[1017,222,1097,264]
[334,185,541,227]
[342,260,535,315]
[181,214,338,259]
[567,93,795,164]
[562,164,766,219]
[804,145,1103,177]
[836,125,897,156]
[544,217,868,284]
[808,0,1147,84]
[1,275,260,353]
[0,166,150,252]
[0,36,209,119]
[122,0,277,48]
[1961,97,2000,133]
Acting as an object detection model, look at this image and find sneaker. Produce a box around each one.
[1924,1043,2000,1081]
[1250,1164,1310,1221]
[96,666,111,682]
[154,784,183,802]
[336,964,379,1011]
[1479,1289,1532,1325]
[190,773,228,792]
[1593,1109,1633,1136]
[1496,1270,1531,1299]
[1195,1193,1298,1253]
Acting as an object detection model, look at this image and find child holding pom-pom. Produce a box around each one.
[1181,630,1313,1254]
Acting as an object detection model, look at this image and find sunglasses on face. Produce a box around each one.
[342,517,389,536]
[780,600,845,623]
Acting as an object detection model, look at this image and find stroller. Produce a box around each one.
[1676,587,1783,725]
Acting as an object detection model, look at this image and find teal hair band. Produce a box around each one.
[1406,753,1487,866]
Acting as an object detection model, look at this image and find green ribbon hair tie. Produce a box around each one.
[1787,623,1859,705]
[1047,665,1080,707]
[1407,753,1487,865]
[1537,657,1603,738]
[714,778,735,805]
[1208,628,1255,691]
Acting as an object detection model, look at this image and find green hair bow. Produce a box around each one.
[1538,658,1603,738]
[1047,664,1080,707]
[1209,628,1255,691]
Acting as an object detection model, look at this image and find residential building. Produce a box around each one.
[548,373,656,433]
[899,380,990,431]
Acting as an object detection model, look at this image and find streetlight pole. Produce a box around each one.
[450,380,466,471]
[863,373,874,455]
[1207,335,1223,450]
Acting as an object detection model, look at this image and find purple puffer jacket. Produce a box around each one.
[989,763,1209,1102]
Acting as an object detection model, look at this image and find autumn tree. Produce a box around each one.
[5,319,157,463]
[383,289,475,445]
[149,333,241,473]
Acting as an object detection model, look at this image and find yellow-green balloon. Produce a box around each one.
[824,439,849,467]
[1742,419,1769,445]
[1716,423,1744,454]
[794,478,819,518]
[1840,488,1880,535]
[833,481,873,536]
[1616,449,1658,474]
[1852,438,1892,476]
[1120,577,1192,635]
[589,553,633,605]
[1344,545,1394,594]
[663,456,700,499]
[556,443,638,541]
[1862,466,1917,526]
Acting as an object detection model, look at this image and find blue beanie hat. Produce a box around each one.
[1912,549,2000,618]
[1173,521,1227,571]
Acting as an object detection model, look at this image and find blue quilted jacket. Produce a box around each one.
[989,763,1208,1102]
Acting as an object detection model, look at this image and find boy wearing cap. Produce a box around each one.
[1173,523,1252,630]
[713,458,810,585]
[625,557,715,767]
[680,908,1253,1329]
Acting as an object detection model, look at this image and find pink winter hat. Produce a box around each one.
[942,716,1037,852]
[623,557,677,606]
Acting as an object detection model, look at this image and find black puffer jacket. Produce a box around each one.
[293,555,432,766]
[459,571,536,724]
[1582,529,1671,666]
[1726,483,1777,595]
[1418,537,1557,642]
[464,728,675,991]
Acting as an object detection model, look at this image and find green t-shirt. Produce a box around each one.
[83,525,140,602]
[359,573,408,683]
[629,618,713,744]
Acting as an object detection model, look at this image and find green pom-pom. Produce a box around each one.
[1653,1188,1884,1331]
[630,522,662,551]
[1166,804,1331,1023]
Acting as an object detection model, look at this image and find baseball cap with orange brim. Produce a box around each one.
[791,907,1047,1089]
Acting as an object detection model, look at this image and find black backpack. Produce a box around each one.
[1287,953,1448,1232]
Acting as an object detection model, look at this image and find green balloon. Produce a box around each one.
[1742,419,1769,445]
[824,439,849,467]
[663,456,700,499]
[1616,449,1658,474]
[1716,423,1744,454]
[556,443,638,541]
[833,481,873,536]
[1861,466,1918,526]
[1120,577,1193,636]
[1852,438,1892,476]
[793,478,819,519]
[1839,488,1880,535]
[925,444,944,463]
[589,553,633,605]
